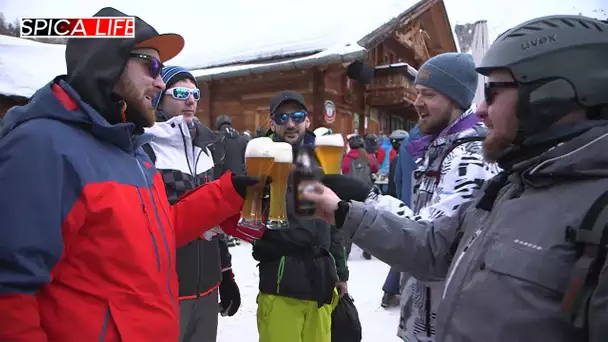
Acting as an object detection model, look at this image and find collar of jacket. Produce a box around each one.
[147,113,218,149]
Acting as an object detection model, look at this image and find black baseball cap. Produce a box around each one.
[269,91,308,114]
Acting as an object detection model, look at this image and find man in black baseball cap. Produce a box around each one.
[267,90,312,145]
[254,90,349,342]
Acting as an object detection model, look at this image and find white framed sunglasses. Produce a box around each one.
[165,87,201,101]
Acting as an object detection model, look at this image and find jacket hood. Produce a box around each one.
[513,122,608,186]
[0,80,147,152]
[65,32,139,128]
[380,137,392,148]
[64,7,182,130]
[147,114,217,149]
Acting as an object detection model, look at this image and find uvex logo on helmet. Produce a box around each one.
[521,34,558,50]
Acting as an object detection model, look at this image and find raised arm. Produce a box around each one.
[333,142,497,280]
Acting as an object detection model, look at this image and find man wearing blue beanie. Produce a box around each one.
[144,66,243,342]
[391,52,500,341]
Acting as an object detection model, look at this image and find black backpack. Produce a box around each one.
[211,127,246,179]
[332,294,362,342]
[348,157,373,188]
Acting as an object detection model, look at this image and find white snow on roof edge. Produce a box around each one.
[190,42,366,80]
[0,35,66,98]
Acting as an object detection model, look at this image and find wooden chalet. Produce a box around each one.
[190,0,457,135]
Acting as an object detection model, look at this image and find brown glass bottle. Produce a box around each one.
[292,146,317,216]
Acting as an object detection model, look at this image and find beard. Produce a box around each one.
[114,76,155,128]
[483,130,515,162]
[417,106,453,135]
[279,128,304,145]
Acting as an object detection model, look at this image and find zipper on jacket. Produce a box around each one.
[442,228,482,300]
[135,159,176,306]
[179,124,206,299]
[179,125,196,183]
[99,307,111,342]
[136,189,161,272]
[425,286,432,337]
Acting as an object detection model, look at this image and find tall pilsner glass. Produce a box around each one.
[239,137,275,229]
[314,133,345,174]
[267,142,293,230]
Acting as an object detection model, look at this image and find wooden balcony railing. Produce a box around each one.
[365,73,417,107]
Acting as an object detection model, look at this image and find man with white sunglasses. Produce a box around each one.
[144,66,242,342]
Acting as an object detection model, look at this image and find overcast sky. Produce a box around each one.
[2,0,605,66]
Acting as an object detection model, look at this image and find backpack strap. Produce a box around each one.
[426,137,485,185]
[141,143,157,164]
[562,190,608,330]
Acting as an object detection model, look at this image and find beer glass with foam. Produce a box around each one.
[314,133,345,174]
[239,137,275,229]
[267,142,292,230]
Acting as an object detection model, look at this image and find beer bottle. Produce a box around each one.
[293,146,317,216]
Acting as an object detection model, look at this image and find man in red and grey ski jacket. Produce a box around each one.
[0,7,259,342]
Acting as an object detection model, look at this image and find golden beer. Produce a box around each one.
[241,138,275,225]
[267,142,292,229]
[314,134,345,174]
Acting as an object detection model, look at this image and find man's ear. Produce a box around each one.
[304,116,311,129]
[269,119,276,132]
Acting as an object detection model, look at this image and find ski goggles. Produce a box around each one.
[272,110,307,125]
[130,53,163,79]
[165,87,201,101]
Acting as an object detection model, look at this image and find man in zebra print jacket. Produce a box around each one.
[388,52,500,341]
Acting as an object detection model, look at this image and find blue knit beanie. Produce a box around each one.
[414,52,478,110]
[151,65,199,109]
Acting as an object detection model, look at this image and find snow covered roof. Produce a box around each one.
[191,40,366,80]
[185,0,441,80]
[174,0,429,71]
[0,35,66,98]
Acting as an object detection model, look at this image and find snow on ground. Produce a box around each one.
[218,243,402,341]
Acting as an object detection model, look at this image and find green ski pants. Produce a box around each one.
[256,290,339,342]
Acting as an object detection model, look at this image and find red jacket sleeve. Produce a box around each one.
[389,149,397,163]
[341,154,351,174]
[369,154,379,174]
[0,294,48,341]
[376,149,385,165]
[171,172,244,247]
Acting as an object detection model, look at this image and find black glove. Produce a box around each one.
[231,174,261,199]
[219,270,241,316]
[322,174,372,202]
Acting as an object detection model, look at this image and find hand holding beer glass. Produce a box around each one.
[267,142,292,230]
[239,137,275,230]
[314,133,345,174]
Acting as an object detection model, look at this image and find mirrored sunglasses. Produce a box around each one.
[165,87,201,101]
[130,53,163,79]
[272,110,307,125]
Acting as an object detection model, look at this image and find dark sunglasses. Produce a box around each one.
[130,53,164,79]
[484,81,518,105]
[272,110,307,125]
[165,87,201,101]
